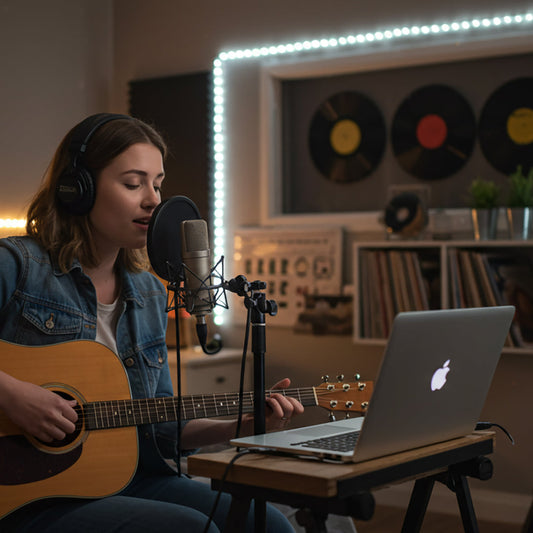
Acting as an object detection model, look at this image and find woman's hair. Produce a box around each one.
[26,116,167,273]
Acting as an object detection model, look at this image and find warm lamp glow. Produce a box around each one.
[0,218,26,229]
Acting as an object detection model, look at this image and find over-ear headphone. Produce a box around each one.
[56,113,132,215]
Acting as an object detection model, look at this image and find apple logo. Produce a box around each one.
[431,359,451,391]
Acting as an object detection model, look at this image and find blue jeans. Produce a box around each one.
[1,473,294,533]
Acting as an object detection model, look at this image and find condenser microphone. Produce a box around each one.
[181,218,221,352]
[147,196,223,354]
[181,219,215,317]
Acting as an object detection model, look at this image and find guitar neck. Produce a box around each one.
[83,388,318,431]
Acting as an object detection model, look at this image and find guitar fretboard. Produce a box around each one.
[79,388,318,431]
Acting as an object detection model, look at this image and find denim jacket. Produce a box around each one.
[0,236,179,475]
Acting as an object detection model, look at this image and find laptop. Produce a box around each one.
[230,306,515,463]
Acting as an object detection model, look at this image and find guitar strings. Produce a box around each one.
[71,386,357,431]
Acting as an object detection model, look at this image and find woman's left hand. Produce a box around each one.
[264,378,304,431]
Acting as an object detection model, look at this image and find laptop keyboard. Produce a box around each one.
[292,430,360,452]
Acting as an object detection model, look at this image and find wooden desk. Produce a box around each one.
[188,431,495,533]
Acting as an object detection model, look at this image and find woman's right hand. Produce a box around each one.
[0,373,78,442]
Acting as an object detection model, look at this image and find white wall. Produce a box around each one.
[0,0,113,217]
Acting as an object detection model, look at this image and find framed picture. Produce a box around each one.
[257,33,533,231]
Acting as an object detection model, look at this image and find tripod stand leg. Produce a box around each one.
[454,473,479,533]
[401,477,435,533]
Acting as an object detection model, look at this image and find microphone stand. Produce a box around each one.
[244,288,278,435]
[224,276,278,435]
[226,277,277,533]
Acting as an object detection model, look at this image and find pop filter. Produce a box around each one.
[147,195,201,281]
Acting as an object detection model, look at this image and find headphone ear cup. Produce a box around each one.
[56,163,95,216]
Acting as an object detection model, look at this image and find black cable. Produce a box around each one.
[475,421,515,445]
[235,305,252,439]
[201,449,259,533]
[174,311,183,476]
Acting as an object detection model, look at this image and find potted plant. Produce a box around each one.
[468,177,500,240]
[506,165,533,239]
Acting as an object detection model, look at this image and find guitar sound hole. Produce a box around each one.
[36,390,83,448]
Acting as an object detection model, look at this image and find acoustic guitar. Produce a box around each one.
[0,340,373,519]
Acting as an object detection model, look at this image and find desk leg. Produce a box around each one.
[401,477,435,533]
[222,496,267,533]
[224,495,252,533]
[453,473,479,533]
[254,499,266,533]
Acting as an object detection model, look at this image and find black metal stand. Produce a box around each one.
[245,291,277,435]
[225,276,277,436]
[227,277,277,533]
[401,456,493,533]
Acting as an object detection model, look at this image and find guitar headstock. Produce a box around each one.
[315,374,373,415]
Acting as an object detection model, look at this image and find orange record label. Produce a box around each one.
[330,119,361,155]
[507,107,533,145]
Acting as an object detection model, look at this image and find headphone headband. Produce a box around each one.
[69,113,132,163]
[56,113,133,215]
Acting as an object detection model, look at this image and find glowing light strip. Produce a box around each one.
[0,218,26,229]
[210,11,533,324]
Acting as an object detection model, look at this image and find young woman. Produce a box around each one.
[0,113,303,532]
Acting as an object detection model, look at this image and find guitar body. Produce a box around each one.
[0,340,138,519]
[0,339,373,520]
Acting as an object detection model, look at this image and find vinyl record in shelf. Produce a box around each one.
[478,77,533,175]
[308,91,386,183]
[391,84,476,180]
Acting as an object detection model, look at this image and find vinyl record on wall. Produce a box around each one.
[391,84,476,180]
[478,77,533,175]
[308,91,386,183]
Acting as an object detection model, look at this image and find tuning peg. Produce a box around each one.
[322,375,329,383]
[358,382,366,391]
[354,373,361,381]
[336,374,344,382]
[329,412,336,422]
[361,401,369,410]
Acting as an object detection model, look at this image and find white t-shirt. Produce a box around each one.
[96,299,121,354]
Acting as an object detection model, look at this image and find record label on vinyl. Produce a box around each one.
[308,91,386,183]
[416,114,447,149]
[507,107,533,146]
[330,119,361,155]
[391,84,476,180]
[479,77,533,175]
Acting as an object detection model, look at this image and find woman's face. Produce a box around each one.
[89,142,165,256]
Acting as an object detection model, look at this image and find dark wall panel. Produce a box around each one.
[129,72,211,221]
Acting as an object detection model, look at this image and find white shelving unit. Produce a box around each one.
[353,239,533,355]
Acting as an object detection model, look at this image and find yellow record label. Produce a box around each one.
[330,119,361,155]
[507,107,533,145]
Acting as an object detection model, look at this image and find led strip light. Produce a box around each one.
[0,219,25,229]
[210,11,532,324]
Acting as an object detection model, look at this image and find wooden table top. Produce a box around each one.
[187,431,495,499]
